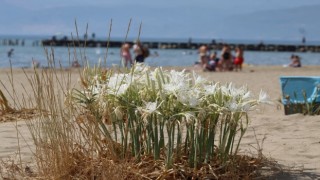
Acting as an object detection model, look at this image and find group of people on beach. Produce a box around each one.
[196,44,244,72]
[120,40,150,68]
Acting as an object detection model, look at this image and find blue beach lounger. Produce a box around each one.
[279,76,320,115]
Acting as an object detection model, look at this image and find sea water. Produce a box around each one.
[0,36,320,68]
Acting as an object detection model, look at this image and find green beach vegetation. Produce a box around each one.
[70,63,270,169]
[1,60,275,179]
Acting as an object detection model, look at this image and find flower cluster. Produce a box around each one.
[74,64,270,168]
[88,64,268,115]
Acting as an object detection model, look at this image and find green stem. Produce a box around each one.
[153,115,160,160]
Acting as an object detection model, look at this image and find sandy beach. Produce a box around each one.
[1,65,320,179]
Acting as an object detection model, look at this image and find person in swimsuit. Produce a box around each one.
[198,45,209,71]
[234,47,244,71]
[206,52,220,71]
[121,43,133,67]
[289,54,301,68]
[7,48,14,58]
[133,40,145,63]
[219,44,233,71]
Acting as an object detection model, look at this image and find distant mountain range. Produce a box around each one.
[0,2,319,42]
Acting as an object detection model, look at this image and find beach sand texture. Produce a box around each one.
[0,66,319,179]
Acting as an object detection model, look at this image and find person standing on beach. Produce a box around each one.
[7,48,14,58]
[133,40,145,63]
[219,44,233,71]
[234,47,244,71]
[121,43,133,67]
[198,45,209,71]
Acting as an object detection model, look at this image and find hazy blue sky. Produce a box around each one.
[3,0,320,11]
[1,0,320,41]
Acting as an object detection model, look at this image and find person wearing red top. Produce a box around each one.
[234,46,244,71]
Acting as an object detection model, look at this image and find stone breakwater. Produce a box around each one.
[41,38,319,52]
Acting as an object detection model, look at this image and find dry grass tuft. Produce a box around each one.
[0,89,14,114]
[107,153,271,179]
[50,145,127,179]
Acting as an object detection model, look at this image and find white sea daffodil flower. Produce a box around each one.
[242,91,252,101]
[204,84,218,96]
[163,70,191,95]
[133,63,149,74]
[91,85,101,95]
[258,90,272,104]
[107,74,130,96]
[224,94,254,112]
[241,101,255,112]
[116,84,129,96]
[193,71,208,87]
[220,84,231,96]
[133,63,144,72]
[188,95,200,107]
[177,90,188,104]
[149,69,158,82]
[229,84,241,96]
[137,101,162,124]
[144,101,158,114]
[231,87,247,98]
[225,100,240,112]
[168,69,188,84]
[163,81,188,95]
[124,74,134,85]
[177,89,201,107]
